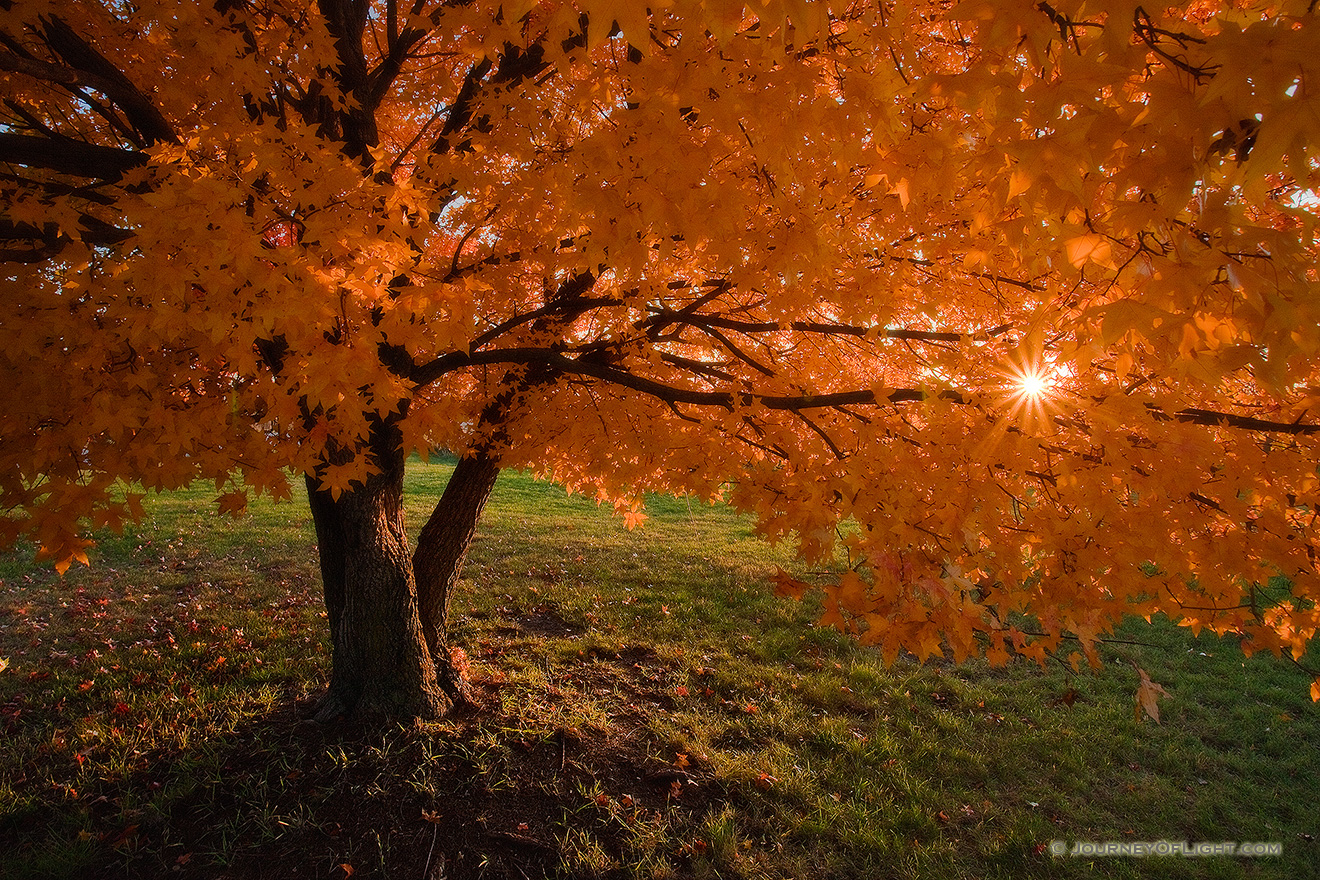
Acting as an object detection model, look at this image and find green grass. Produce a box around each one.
[0,457,1317,879]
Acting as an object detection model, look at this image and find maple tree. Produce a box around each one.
[2,0,1319,720]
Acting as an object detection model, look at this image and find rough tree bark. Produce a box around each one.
[306,415,454,721]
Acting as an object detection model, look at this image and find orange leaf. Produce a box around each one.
[1133,666,1169,724]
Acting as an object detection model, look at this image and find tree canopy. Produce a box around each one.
[2,0,1319,703]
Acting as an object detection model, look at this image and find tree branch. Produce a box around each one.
[0,133,145,178]
[643,309,1012,343]
[410,346,970,409]
[34,15,178,145]
[1170,408,1320,435]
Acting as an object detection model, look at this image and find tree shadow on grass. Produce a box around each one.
[2,627,729,880]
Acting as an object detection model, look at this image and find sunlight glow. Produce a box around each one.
[991,356,1066,435]
[1016,370,1050,399]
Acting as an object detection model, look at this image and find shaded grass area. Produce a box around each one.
[0,457,1317,879]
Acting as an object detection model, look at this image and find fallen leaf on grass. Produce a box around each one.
[1133,666,1169,724]
[108,824,138,847]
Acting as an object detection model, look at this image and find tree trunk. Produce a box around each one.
[306,417,449,721]
[413,450,501,704]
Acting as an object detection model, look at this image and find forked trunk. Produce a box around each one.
[306,419,501,721]
[305,418,449,721]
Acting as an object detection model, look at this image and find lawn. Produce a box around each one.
[0,457,1316,879]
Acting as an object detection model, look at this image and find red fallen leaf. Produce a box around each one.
[674,686,689,697]
[176,853,193,866]
[78,680,94,691]
[27,671,50,682]
[517,822,529,832]
[339,864,354,877]
[674,753,690,768]
[594,793,610,807]
[112,702,131,715]
[421,810,442,824]
[936,811,950,823]
[743,704,758,714]
[692,840,708,854]
[754,772,777,789]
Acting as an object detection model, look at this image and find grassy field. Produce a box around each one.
[0,457,1317,879]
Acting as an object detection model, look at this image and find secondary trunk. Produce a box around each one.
[413,450,501,702]
[306,417,450,721]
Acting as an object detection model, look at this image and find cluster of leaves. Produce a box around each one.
[0,1,1318,691]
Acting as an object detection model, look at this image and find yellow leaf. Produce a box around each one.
[891,178,910,208]
[1311,679,1320,702]
[1007,169,1031,199]
[1065,235,1111,268]
[1114,352,1133,381]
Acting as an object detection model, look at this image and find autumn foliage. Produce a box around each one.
[2,0,1319,713]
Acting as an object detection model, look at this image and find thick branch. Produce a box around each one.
[1170,408,1320,435]
[34,15,177,145]
[0,133,145,178]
